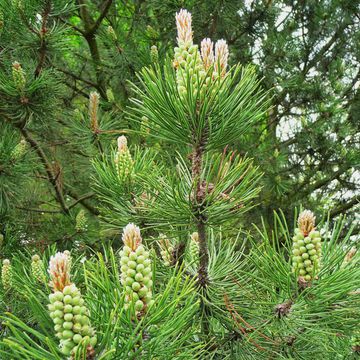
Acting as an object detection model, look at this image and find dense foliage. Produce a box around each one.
[0,1,359,359]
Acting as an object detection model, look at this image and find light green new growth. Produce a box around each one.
[189,232,199,266]
[150,45,159,63]
[10,138,27,161]
[291,210,322,283]
[75,210,87,232]
[31,254,45,283]
[158,234,174,266]
[1,259,12,291]
[115,136,134,182]
[173,9,205,99]
[64,250,72,270]
[12,61,26,91]
[120,223,154,314]
[48,252,97,357]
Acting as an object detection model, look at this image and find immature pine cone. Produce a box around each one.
[48,252,97,357]
[150,45,159,63]
[189,232,199,266]
[120,224,154,314]
[115,136,134,182]
[11,138,27,161]
[1,259,12,291]
[291,210,322,282]
[158,234,174,266]
[31,254,46,282]
[173,9,205,99]
[89,91,99,133]
[12,61,26,91]
[75,210,87,232]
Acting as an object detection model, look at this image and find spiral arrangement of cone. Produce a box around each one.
[31,254,46,283]
[120,223,154,314]
[189,232,199,266]
[158,234,174,266]
[291,210,322,282]
[173,9,229,100]
[115,136,133,182]
[1,259,12,291]
[48,252,97,357]
[75,210,87,232]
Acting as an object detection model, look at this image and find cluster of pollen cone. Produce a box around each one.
[120,223,154,314]
[291,210,322,283]
[173,9,229,98]
[115,135,133,181]
[48,251,97,357]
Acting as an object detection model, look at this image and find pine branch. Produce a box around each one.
[67,192,96,210]
[20,128,70,215]
[6,119,99,216]
[191,140,210,336]
[302,165,353,196]
[329,196,359,219]
[54,66,99,89]
[303,21,352,74]
[77,0,109,99]
[192,143,209,288]
[65,188,99,216]
[34,0,52,77]
[57,16,85,35]
[88,0,113,36]
[15,206,62,214]
[63,79,90,98]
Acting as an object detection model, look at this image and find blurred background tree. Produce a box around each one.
[0,0,358,252]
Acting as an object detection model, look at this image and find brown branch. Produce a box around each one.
[192,142,209,288]
[329,196,359,219]
[301,165,352,197]
[66,188,100,216]
[191,139,210,335]
[15,206,62,214]
[303,21,352,74]
[67,192,96,210]
[3,113,100,217]
[77,0,110,99]
[88,0,113,35]
[57,16,85,35]
[35,0,52,77]
[63,80,90,98]
[20,129,70,214]
[54,66,99,88]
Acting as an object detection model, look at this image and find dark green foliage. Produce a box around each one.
[0,1,359,359]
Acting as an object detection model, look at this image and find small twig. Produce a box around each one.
[15,206,62,214]
[68,193,95,210]
[35,0,52,77]
[20,129,70,214]
[54,66,99,88]
[88,0,113,36]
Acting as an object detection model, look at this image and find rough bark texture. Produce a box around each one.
[191,141,210,335]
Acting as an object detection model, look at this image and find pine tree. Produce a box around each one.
[0,3,359,360]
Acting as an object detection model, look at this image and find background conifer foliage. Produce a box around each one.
[0,1,359,359]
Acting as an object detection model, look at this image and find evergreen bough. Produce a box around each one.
[0,5,358,360]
